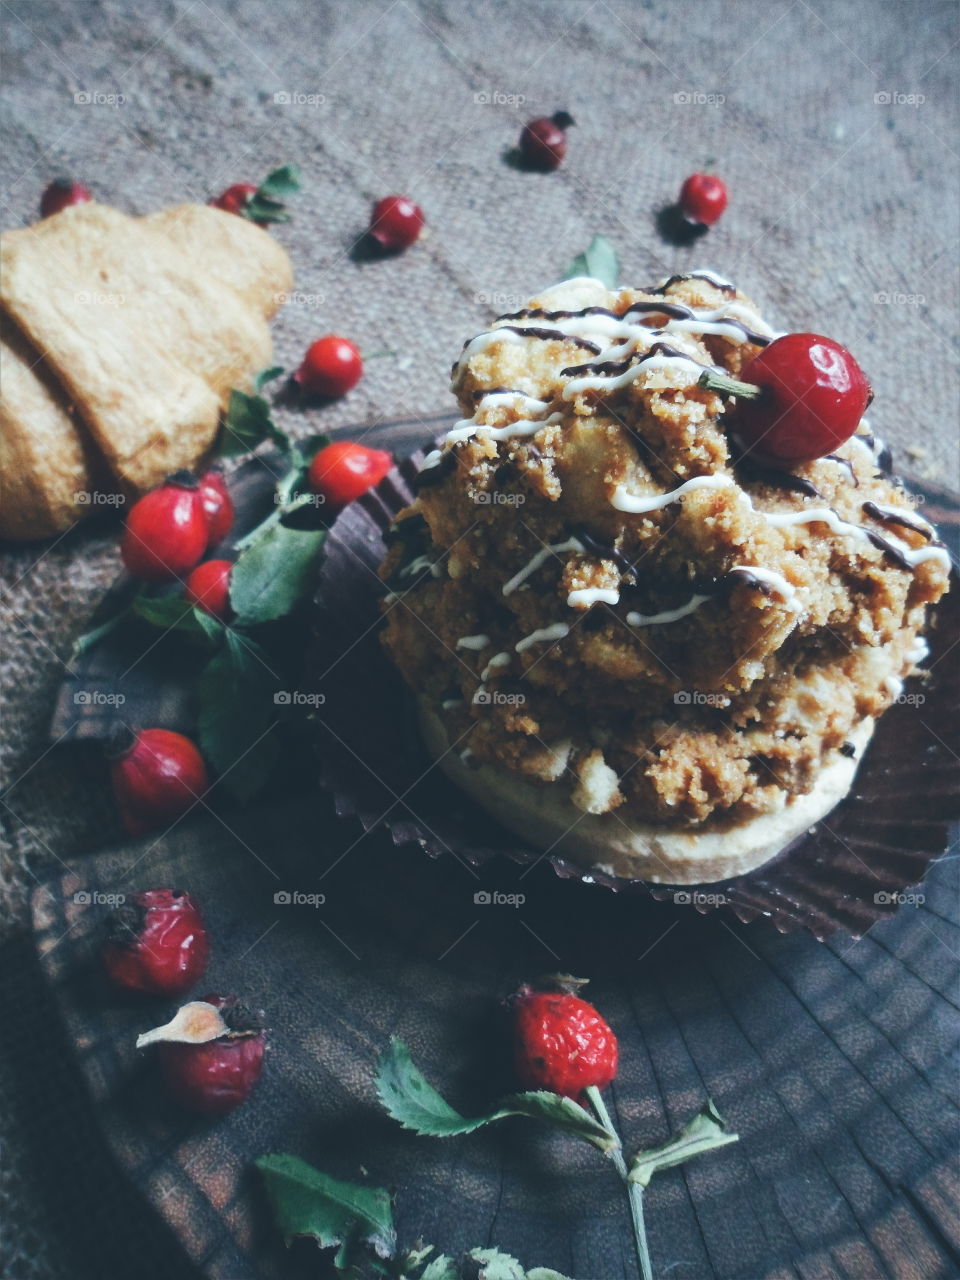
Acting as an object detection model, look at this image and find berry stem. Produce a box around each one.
[586,1084,652,1280]
[697,369,763,400]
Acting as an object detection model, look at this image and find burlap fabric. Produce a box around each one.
[1,2,957,1276]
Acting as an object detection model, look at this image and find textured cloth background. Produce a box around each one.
[1,1,958,1277]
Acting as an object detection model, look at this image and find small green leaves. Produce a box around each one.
[219,387,289,457]
[132,594,223,644]
[375,1037,493,1137]
[254,365,285,392]
[628,1099,739,1188]
[255,1153,395,1269]
[375,1039,616,1153]
[230,523,326,625]
[243,164,302,225]
[197,631,280,801]
[496,1091,616,1154]
[563,234,619,289]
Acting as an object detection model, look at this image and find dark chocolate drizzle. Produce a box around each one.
[825,454,859,486]
[840,741,857,758]
[459,325,601,357]
[653,272,738,298]
[862,500,933,541]
[561,341,711,380]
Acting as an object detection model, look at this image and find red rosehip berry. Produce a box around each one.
[512,977,619,1100]
[139,995,266,1116]
[678,172,728,226]
[294,335,363,398]
[707,332,872,465]
[519,111,575,172]
[184,559,233,622]
[369,194,424,251]
[197,467,234,544]
[110,728,210,837]
[306,441,393,508]
[39,178,93,218]
[121,474,209,582]
[210,182,258,216]
[101,889,209,997]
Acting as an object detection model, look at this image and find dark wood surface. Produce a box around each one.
[33,425,960,1280]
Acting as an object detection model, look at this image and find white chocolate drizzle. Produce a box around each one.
[502,537,585,595]
[515,622,570,653]
[480,652,511,680]
[611,473,735,514]
[567,587,621,608]
[456,633,490,651]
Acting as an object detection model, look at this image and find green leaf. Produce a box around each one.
[219,388,286,457]
[133,595,223,645]
[242,165,302,226]
[230,522,326,625]
[254,364,285,392]
[527,1271,576,1280]
[563,234,619,289]
[464,1248,526,1280]
[376,1037,493,1137]
[628,1099,739,1188]
[197,631,281,801]
[495,1091,616,1154]
[375,1040,616,1153]
[258,164,301,198]
[256,1153,395,1270]
[420,1255,458,1280]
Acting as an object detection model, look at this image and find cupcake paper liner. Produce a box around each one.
[309,448,960,940]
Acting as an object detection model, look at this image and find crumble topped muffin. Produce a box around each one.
[379,271,950,882]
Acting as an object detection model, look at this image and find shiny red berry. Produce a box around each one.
[101,889,209,997]
[155,994,266,1115]
[519,112,575,171]
[369,194,424,251]
[40,178,93,218]
[679,172,728,226]
[729,333,872,464]
[121,474,208,582]
[294,335,363,398]
[210,183,257,216]
[184,560,232,622]
[111,728,210,837]
[512,978,619,1100]
[307,441,392,508]
[197,468,234,544]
